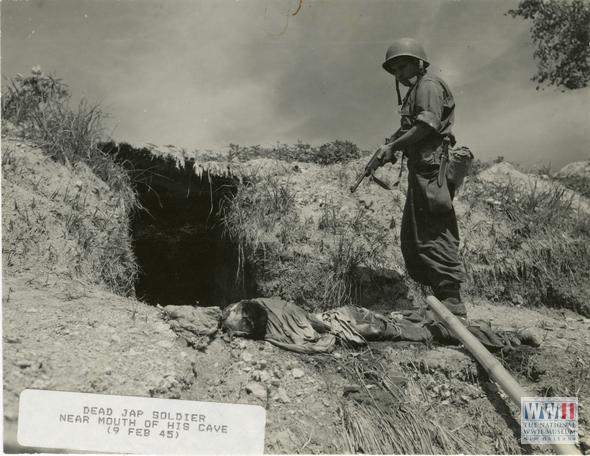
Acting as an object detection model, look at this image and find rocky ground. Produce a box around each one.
[4,277,590,454]
[3,132,590,454]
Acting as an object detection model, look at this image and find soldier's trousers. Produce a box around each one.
[400,172,465,295]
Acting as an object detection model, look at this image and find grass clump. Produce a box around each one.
[318,201,396,309]
[3,67,134,201]
[2,67,140,296]
[218,167,320,306]
[219,165,397,310]
[460,175,590,316]
[2,66,69,124]
[338,354,475,455]
[554,174,590,199]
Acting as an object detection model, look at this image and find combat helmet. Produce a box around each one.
[382,38,430,75]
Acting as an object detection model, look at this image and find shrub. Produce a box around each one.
[315,140,362,165]
[2,66,69,125]
[211,140,363,165]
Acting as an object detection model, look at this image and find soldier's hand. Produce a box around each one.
[376,145,395,167]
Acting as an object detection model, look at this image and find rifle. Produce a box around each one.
[350,135,401,193]
[350,150,391,193]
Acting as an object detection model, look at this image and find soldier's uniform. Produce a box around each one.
[382,39,466,316]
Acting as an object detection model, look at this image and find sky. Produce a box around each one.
[2,0,589,171]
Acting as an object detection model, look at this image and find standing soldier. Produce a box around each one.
[376,38,467,317]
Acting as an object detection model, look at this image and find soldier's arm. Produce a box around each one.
[377,122,433,164]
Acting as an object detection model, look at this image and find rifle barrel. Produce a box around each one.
[350,169,369,193]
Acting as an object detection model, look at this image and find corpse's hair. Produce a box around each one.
[240,300,268,340]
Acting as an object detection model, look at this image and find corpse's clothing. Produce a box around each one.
[398,74,466,292]
[221,299,536,354]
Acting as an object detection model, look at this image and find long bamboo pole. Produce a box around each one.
[426,296,581,456]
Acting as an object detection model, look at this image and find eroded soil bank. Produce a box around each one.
[3,133,590,454]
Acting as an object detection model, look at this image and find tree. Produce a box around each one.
[507,0,590,90]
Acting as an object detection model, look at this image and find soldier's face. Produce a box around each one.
[390,58,419,87]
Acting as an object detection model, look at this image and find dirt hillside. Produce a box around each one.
[2,130,590,454]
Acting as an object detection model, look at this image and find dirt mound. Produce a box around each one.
[2,137,137,295]
[3,133,590,454]
[478,161,530,186]
[556,160,590,179]
[477,161,590,215]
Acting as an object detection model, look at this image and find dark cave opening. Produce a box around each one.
[131,176,257,308]
[104,142,257,308]
[131,201,251,308]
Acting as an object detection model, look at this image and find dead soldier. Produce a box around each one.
[376,38,467,317]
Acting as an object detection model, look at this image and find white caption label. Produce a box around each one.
[18,389,266,454]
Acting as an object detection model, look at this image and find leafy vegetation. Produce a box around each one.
[2,66,69,124]
[2,68,134,197]
[507,0,590,90]
[201,139,363,165]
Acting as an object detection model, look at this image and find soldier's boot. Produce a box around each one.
[435,284,467,318]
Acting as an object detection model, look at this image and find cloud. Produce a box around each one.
[460,86,590,169]
[2,0,587,169]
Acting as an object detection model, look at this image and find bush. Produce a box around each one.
[3,68,138,209]
[209,140,363,165]
[2,66,69,125]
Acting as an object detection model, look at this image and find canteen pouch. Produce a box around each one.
[446,147,474,188]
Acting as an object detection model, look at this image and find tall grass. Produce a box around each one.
[2,67,140,296]
[460,177,590,315]
[318,201,393,309]
[218,167,312,303]
[3,69,135,203]
[219,165,394,310]
[219,168,297,253]
[161,135,590,316]
[338,354,475,454]
[2,66,69,125]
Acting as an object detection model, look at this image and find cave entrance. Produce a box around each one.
[114,146,256,308]
[132,206,251,308]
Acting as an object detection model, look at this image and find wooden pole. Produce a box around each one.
[426,296,581,456]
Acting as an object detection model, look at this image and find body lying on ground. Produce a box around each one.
[221,298,541,355]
